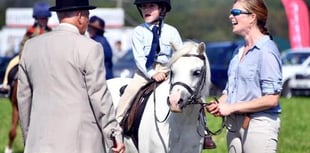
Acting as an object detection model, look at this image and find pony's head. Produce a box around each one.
[167,41,211,112]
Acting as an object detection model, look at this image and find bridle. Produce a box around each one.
[168,53,225,136]
[169,54,207,106]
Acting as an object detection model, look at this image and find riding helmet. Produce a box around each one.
[32,2,52,19]
[134,0,171,12]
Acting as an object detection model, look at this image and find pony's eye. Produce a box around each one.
[193,70,201,76]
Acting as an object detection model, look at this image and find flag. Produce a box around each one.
[281,0,310,48]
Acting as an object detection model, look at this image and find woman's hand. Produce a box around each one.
[217,103,234,116]
[206,101,220,117]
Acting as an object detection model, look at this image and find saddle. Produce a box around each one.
[120,81,158,148]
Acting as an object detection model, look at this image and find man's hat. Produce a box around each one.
[49,0,96,12]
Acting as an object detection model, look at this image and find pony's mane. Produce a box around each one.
[168,41,200,67]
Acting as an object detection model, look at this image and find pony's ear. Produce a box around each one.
[170,42,178,52]
[198,42,206,54]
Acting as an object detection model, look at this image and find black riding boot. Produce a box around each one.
[203,134,216,149]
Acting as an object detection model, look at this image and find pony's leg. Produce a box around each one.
[7,81,18,151]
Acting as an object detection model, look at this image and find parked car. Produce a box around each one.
[281,48,310,98]
[205,40,243,96]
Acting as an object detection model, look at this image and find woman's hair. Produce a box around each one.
[235,0,273,39]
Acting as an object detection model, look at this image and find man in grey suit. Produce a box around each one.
[17,0,125,153]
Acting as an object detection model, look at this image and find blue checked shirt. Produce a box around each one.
[223,36,282,113]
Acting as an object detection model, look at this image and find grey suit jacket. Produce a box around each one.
[17,23,123,153]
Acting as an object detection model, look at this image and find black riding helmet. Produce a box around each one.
[134,0,171,27]
[135,0,171,35]
[134,0,171,12]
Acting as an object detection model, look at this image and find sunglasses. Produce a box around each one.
[230,9,252,16]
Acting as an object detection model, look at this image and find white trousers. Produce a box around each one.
[226,112,280,153]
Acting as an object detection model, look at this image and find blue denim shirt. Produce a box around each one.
[132,22,182,79]
[223,36,282,113]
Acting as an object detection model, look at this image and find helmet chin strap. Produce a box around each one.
[157,16,163,36]
[152,8,166,36]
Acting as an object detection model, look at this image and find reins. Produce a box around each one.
[153,82,171,123]
[200,106,226,136]
[189,98,226,136]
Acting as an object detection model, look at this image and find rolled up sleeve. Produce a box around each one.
[260,50,282,95]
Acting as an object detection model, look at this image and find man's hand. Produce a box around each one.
[112,142,125,153]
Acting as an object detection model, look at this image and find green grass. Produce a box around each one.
[0,97,309,153]
[0,98,23,153]
[203,97,310,153]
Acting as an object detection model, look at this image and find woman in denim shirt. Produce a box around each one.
[207,0,282,153]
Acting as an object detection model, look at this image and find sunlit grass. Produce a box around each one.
[203,97,310,153]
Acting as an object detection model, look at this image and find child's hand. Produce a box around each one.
[151,72,167,82]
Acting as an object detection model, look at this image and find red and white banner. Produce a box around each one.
[282,0,310,48]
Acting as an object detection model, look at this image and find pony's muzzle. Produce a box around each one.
[167,91,183,113]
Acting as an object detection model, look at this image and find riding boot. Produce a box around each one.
[203,134,216,149]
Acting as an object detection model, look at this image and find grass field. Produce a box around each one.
[0,97,309,153]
